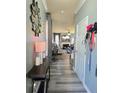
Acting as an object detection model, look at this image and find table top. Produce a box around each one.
[26,58,49,80]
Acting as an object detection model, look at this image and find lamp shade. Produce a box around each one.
[34,41,46,53]
[32,35,40,42]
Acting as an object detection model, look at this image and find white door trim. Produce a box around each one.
[74,16,88,82]
[83,81,92,93]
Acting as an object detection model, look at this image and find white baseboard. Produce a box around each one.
[72,67,92,93]
[83,82,92,93]
[72,67,75,72]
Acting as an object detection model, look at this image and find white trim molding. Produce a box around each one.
[83,82,92,93]
[74,68,92,93]
[41,0,48,12]
[74,0,86,14]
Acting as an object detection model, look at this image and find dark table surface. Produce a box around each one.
[26,58,49,80]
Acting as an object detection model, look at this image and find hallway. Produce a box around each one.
[26,0,97,93]
[48,53,87,93]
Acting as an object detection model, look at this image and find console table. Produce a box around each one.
[26,58,50,93]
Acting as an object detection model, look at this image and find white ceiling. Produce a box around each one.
[46,0,81,33]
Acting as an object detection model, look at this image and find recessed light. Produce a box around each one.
[60,10,64,14]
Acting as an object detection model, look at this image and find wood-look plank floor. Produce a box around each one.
[48,53,87,93]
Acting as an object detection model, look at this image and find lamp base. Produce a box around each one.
[35,57,40,66]
[40,53,43,64]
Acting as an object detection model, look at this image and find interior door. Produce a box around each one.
[74,16,88,82]
[54,33,60,47]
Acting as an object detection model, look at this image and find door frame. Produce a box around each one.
[74,16,88,82]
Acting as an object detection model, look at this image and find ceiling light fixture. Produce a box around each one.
[68,32,71,36]
[60,10,64,14]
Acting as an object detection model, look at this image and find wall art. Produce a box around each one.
[30,0,42,36]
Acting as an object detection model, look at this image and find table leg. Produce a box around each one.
[43,79,47,93]
[32,80,34,93]
[49,66,50,81]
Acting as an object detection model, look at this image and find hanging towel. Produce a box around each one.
[92,32,95,46]
[87,24,93,32]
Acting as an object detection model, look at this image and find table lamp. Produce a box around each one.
[34,41,46,65]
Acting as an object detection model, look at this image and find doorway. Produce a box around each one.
[54,33,60,47]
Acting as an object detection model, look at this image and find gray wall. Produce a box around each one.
[46,13,52,62]
[75,0,97,93]
[26,0,46,93]
[75,0,97,24]
[26,0,33,92]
